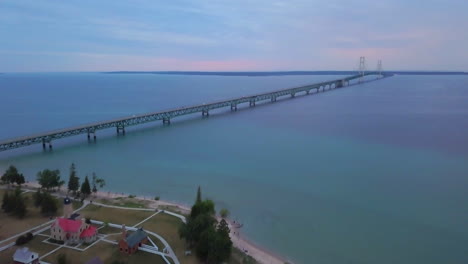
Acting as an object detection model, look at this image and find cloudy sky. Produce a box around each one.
[0,0,467,72]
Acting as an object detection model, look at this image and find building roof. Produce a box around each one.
[13,247,38,263]
[85,256,104,264]
[53,218,82,232]
[80,225,97,238]
[125,228,147,248]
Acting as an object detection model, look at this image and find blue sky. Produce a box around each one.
[0,0,467,72]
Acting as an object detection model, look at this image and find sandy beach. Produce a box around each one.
[20,182,289,264]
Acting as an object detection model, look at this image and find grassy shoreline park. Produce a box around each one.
[1,165,276,264]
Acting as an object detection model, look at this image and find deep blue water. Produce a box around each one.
[0,73,467,264]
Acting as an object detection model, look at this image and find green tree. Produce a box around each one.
[40,192,58,216]
[67,163,80,194]
[180,187,232,263]
[2,188,27,218]
[196,185,202,203]
[1,165,24,187]
[196,226,217,261]
[190,199,215,219]
[15,174,25,186]
[33,189,43,208]
[37,169,63,191]
[213,219,232,262]
[1,191,11,211]
[220,208,230,218]
[14,193,27,218]
[91,172,105,196]
[194,218,232,263]
[80,175,91,197]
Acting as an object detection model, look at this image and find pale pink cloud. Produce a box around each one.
[74,53,267,71]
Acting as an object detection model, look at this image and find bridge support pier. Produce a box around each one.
[42,139,46,150]
[249,100,256,107]
[271,96,277,102]
[48,142,52,150]
[202,110,209,117]
[291,93,296,98]
[116,126,125,135]
[306,90,310,95]
[163,118,171,125]
[230,104,237,111]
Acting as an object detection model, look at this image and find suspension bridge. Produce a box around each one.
[0,71,387,152]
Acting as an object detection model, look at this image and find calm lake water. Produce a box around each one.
[1,73,467,264]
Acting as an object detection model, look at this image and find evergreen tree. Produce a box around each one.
[15,174,25,186]
[1,191,10,211]
[14,194,26,218]
[67,163,80,193]
[196,185,202,203]
[40,192,58,216]
[33,189,43,208]
[80,175,91,197]
[2,188,27,218]
[180,187,232,263]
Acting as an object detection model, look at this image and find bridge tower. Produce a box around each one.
[377,59,383,77]
[358,56,366,83]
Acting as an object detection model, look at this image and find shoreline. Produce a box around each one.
[19,182,290,264]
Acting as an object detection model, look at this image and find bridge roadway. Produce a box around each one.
[0,72,382,152]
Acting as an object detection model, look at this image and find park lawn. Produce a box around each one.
[0,235,59,264]
[42,241,166,264]
[0,244,16,264]
[79,205,153,226]
[158,204,189,217]
[142,213,257,264]
[0,189,80,244]
[96,197,152,209]
[97,225,122,235]
[142,213,201,264]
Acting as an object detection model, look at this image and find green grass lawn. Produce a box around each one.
[0,235,59,264]
[142,213,201,264]
[79,204,153,227]
[96,197,151,209]
[0,188,80,245]
[42,241,167,264]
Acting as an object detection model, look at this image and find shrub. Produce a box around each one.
[154,196,160,201]
[128,194,136,198]
[15,233,33,245]
[16,236,27,245]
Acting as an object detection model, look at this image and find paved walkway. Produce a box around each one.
[92,220,179,264]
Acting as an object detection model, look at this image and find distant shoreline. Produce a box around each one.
[103,70,468,76]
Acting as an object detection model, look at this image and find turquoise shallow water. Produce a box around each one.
[1,73,467,263]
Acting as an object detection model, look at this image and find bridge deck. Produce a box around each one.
[0,72,381,151]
